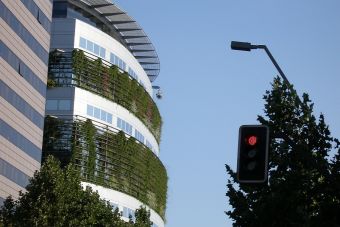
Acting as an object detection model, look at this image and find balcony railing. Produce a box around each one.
[48,49,162,142]
[42,115,167,218]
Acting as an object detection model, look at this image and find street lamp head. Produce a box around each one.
[230,41,254,51]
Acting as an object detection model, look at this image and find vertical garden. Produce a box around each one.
[43,116,167,218]
[48,49,162,142]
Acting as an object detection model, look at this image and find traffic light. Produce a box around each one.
[237,125,269,183]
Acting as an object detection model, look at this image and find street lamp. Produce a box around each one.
[230,41,291,87]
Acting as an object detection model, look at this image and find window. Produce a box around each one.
[79,37,86,49]
[86,40,94,52]
[107,113,112,124]
[86,105,112,124]
[146,140,153,150]
[79,37,106,60]
[110,53,116,65]
[100,47,106,58]
[58,100,71,110]
[46,100,58,110]
[100,110,107,121]
[94,43,100,55]
[117,118,132,135]
[46,100,72,111]
[52,1,67,18]
[93,107,100,119]
[110,202,118,211]
[122,207,135,221]
[128,67,138,80]
[110,52,126,71]
[87,104,93,116]
[135,129,145,143]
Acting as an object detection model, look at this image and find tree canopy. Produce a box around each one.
[226,77,340,226]
[0,156,154,227]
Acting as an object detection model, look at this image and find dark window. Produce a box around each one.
[52,2,67,18]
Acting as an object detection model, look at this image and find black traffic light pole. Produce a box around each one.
[230,41,291,87]
[231,41,300,184]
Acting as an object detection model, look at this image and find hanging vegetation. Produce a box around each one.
[48,50,162,142]
[42,116,167,219]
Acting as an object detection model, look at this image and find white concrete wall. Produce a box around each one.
[82,182,164,227]
[73,88,159,156]
[73,19,153,95]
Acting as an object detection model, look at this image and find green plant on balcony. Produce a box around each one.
[48,50,162,142]
[42,117,167,218]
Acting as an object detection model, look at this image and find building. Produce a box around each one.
[43,0,167,226]
[0,0,52,203]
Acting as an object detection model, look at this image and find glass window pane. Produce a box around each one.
[94,107,100,118]
[100,47,106,58]
[79,37,86,48]
[117,118,121,128]
[87,40,94,52]
[123,207,128,218]
[107,113,112,124]
[93,43,99,55]
[100,110,106,121]
[46,100,58,110]
[110,53,115,64]
[87,105,93,116]
[58,100,71,110]
[122,120,126,131]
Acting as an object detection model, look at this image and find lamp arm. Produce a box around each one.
[257,45,291,86]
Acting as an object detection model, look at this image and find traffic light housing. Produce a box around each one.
[237,125,269,183]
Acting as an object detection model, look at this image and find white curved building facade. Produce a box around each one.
[43,1,166,226]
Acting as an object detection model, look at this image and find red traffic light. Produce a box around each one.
[246,135,258,146]
[237,125,269,184]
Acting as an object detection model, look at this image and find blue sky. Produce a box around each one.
[114,1,340,226]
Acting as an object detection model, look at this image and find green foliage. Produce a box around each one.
[0,156,157,227]
[0,156,127,226]
[226,77,340,226]
[42,117,167,219]
[134,207,153,227]
[48,50,162,142]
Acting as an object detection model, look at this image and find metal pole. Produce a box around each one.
[252,45,291,87]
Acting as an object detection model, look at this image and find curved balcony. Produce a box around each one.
[48,49,161,142]
[42,115,167,219]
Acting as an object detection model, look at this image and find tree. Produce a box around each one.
[0,156,154,227]
[226,77,340,226]
[134,207,153,227]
